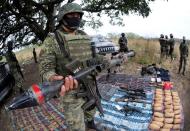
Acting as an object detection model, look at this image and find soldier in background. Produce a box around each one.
[165,35,170,59]
[39,3,109,130]
[178,36,189,75]
[159,34,166,63]
[4,41,24,95]
[118,33,128,52]
[168,33,175,61]
[33,48,38,63]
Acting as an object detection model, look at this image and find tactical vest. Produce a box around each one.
[55,30,93,76]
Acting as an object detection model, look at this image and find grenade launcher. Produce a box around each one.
[5,51,135,116]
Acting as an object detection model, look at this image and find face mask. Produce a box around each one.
[62,16,81,30]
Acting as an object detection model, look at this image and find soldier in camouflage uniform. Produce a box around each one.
[159,34,166,63]
[39,3,108,131]
[118,33,128,52]
[4,41,24,96]
[178,36,189,75]
[168,33,175,61]
[165,35,170,59]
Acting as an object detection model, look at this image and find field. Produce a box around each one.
[1,38,190,130]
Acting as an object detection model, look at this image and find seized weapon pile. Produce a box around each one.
[115,87,151,115]
[5,51,135,116]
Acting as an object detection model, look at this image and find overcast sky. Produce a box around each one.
[83,0,190,39]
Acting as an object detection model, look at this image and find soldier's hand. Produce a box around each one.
[49,75,78,96]
[60,75,78,96]
[49,74,64,81]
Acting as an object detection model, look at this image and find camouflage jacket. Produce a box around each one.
[39,28,108,81]
[179,42,189,57]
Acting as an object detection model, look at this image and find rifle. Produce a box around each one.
[115,94,146,101]
[122,105,142,116]
[5,51,135,115]
[115,97,150,104]
[118,88,146,98]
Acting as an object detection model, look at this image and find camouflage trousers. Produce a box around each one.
[60,90,96,131]
[178,56,187,74]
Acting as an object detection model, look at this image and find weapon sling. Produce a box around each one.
[54,30,72,61]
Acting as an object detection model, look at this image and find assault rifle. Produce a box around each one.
[5,51,135,116]
[123,105,142,116]
[115,97,151,104]
[119,88,146,98]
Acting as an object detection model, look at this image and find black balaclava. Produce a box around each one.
[62,15,81,31]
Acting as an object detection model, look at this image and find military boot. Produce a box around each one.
[85,120,100,131]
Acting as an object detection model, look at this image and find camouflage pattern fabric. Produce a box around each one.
[4,51,23,96]
[57,3,84,22]
[39,28,107,130]
[178,42,189,74]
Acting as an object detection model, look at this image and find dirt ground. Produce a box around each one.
[0,57,190,130]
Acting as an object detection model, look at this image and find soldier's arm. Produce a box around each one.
[39,35,57,81]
